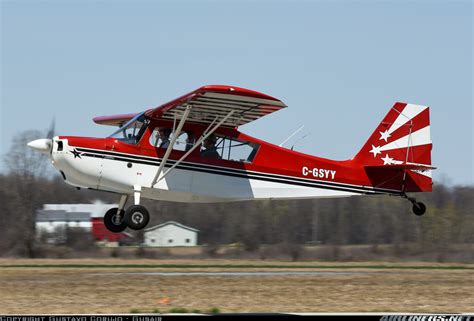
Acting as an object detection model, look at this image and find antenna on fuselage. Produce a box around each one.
[279,125,304,147]
[291,133,310,151]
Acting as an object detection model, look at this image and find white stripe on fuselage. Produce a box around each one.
[95,154,363,202]
[54,147,371,203]
[51,138,408,204]
[74,146,400,194]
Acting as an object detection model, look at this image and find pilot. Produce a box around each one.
[200,134,220,159]
[158,128,172,149]
[185,131,196,152]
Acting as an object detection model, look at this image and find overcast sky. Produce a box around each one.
[1,1,472,185]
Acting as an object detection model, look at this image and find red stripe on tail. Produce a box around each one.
[353,102,433,192]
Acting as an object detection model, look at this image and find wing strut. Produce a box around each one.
[151,105,192,187]
[401,119,414,193]
[155,109,235,184]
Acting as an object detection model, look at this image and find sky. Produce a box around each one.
[1,0,472,186]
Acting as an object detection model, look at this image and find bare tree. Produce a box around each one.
[2,130,50,257]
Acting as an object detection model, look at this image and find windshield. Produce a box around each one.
[109,112,149,144]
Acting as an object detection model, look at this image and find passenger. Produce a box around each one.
[200,135,220,159]
[158,128,171,149]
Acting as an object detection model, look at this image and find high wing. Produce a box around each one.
[144,85,287,128]
[93,113,140,127]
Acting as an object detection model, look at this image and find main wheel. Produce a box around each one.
[104,208,127,233]
[412,202,426,216]
[124,205,150,230]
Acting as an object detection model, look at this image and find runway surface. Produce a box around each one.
[1,259,473,314]
[98,271,371,276]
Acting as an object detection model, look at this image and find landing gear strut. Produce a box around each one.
[402,193,426,216]
[103,186,151,233]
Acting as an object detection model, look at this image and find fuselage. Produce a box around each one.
[50,118,401,203]
[26,84,434,229]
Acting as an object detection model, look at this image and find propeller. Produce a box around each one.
[27,118,55,154]
[27,138,52,154]
[46,117,55,139]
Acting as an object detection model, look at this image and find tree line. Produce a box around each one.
[0,130,472,261]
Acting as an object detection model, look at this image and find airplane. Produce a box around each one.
[27,85,435,233]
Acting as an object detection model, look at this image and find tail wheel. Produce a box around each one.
[124,205,150,230]
[104,208,127,233]
[412,202,426,216]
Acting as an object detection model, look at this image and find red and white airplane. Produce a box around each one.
[28,85,434,232]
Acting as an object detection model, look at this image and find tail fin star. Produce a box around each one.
[353,102,433,192]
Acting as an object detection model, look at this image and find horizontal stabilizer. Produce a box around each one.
[365,163,436,171]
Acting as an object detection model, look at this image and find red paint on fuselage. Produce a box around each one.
[61,116,425,194]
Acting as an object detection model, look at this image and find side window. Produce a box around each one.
[200,134,259,163]
[149,127,171,149]
[150,128,159,147]
[174,132,196,152]
[149,127,196,152]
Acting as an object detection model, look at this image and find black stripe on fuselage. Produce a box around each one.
[75,147,400,196]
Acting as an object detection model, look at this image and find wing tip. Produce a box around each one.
[93,113,139,126]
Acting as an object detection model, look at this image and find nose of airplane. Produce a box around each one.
[27,138,52,154]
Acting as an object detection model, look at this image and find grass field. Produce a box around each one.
[0,259,473,314]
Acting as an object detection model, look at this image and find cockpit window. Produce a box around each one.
[208,134,260,163]
[109,112,149,144]
[149,128,196,152]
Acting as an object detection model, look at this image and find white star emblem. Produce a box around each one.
[381,154,394,165]
[379,130,391,142]
[369,145,382,158]
[381,154,403,165]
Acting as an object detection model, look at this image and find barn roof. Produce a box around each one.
[43,203,118,218]
[36,210,90,222]
[144,221,199,233]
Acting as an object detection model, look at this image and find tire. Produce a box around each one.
[412,202,426,216]
[124,205,150,230]
[104,208,127,233]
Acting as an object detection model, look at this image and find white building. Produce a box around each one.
[36,210,92,233]
[43,202,117,218]
[36,202,117,242]
[144,221,199,247]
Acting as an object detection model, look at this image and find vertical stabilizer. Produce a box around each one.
[353,102,433,192]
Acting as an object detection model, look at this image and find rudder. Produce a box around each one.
[353,102,433,192]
